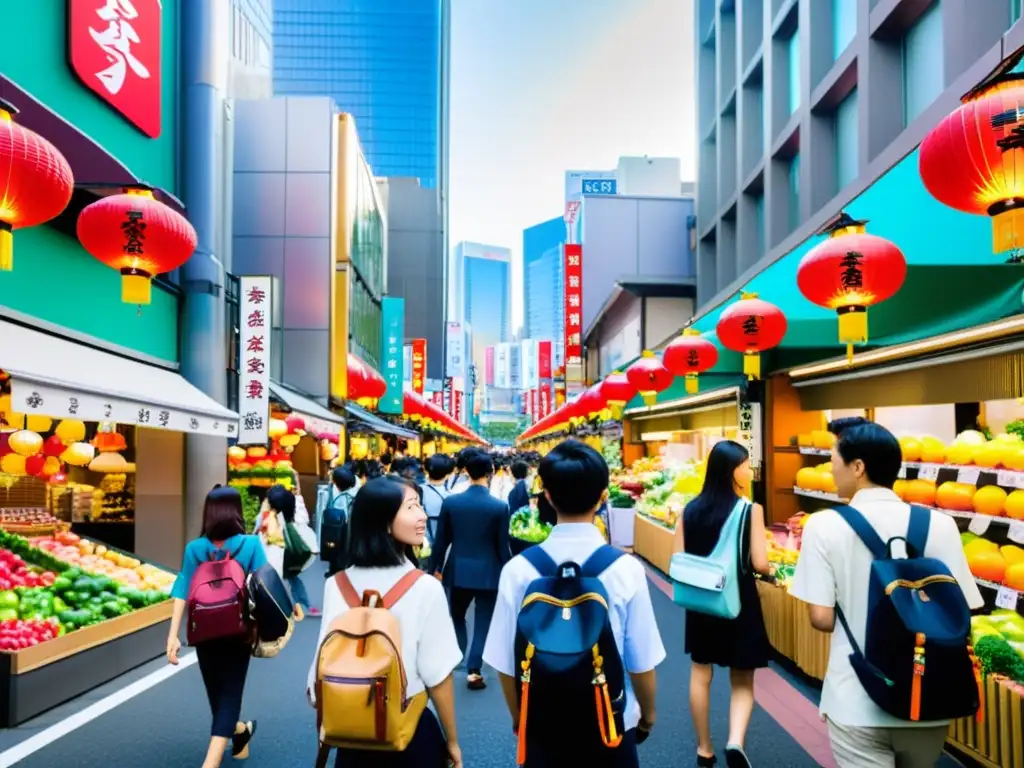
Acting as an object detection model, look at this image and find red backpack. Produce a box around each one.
[186,550,249,645]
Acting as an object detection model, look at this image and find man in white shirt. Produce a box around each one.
[789,419,984,768]
[483,440,665,766]
[420,454,453,547]
[446,448,474,495]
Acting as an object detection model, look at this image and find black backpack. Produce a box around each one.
[320,490,351,567]
[833,504,981,722]
[514,545,627,764]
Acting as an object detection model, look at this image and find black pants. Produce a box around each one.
[334,708,447,767]
[526,729,640,768]
[449,588,496,672]
[195,637,251,738]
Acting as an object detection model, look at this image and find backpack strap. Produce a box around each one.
[334,571,361,609]
[833,504,887,559]
[521,545,558,577]
[581,544,625,578]
[381,570,424,609]
[906,505,932,558]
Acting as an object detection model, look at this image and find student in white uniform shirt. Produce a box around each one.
[308,476,463,768]
[482,440,666,767]
[789,418,984,768]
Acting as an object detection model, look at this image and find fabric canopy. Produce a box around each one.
[344,402,418,440]
[268,381,344,437]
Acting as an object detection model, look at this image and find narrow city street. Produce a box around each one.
[0,563,843,768]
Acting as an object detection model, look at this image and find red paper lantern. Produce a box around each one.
[626,351,673,406]
[663,328,719,395]
[599,371,637,419]
[919,79,1024,256]
[716,292,787,380]
[347,353,387,404]
[77,188,198,305]
[575,384,607,422]
[0,100,75,271]
[797,216,906,362]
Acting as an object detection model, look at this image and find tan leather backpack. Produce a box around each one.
[313,570,428,767]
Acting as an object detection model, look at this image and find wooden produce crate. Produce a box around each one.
[948,675,1024,768]
[632,513,682,574]
[755,579,831,681]
[0,600,172,726]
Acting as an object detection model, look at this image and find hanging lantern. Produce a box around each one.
[919,78,1024,257]
[347,353,387,406]
[797,215,906,362]
[716,292,787,380]
[55,419,87,444]
[663,328,719,395]
[575,384,607,423]
[626,351,673,406]
[0,100,75,272]
[77,187,198,305]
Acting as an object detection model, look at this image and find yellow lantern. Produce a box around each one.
[227,445,247,461]
[55,419,86,444]
[25,415,52,432]
[279,433,301,448]
[42,456,61,475]
[8,430,42,457]
[61,441,96,467]
[1,453,26,476]
[247,446,268,459]
[268,418,288,440]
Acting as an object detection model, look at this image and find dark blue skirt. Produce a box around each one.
[334,708,447,767]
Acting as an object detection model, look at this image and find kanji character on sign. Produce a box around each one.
[568,313,580,327]
[246,285,267,304]
[90,0,150,95]
[246,357,266,375]
[245,379,264,399]
[247,310,265,328]
[246,335,265,353]
[568,275,580,288]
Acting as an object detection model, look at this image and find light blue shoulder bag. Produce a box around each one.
[669,498,750,619]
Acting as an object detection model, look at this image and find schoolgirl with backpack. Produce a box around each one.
[166,486,270,768]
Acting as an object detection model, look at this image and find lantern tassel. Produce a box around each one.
[685,374,699,395]
[743,353,760,380]
[642,392,657,406]
[0,223,12,272]
[992,205,1024,255]
[120,269,152,305]
[837,307,868,364]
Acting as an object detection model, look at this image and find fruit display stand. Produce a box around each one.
[632,514,681,574]
[0,529,174,725]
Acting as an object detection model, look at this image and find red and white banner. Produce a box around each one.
[563,245,583,384]
[410,339,426,394]
[453,390,464,423]
[537,340,552,380]
[431,391,443,408]
[538,385,552,419]
[529,389,538,424]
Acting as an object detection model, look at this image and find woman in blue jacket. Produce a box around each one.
[167,486,268,768]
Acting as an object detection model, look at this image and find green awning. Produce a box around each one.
[622,373,745,412]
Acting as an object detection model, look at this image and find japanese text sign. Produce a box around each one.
[431,391,443,408]
[563,245,584,382]
[411,339,426,395]
[69,0,162,138]
[453,389,464,423]
[237,276,272,445]
[539,384,552,418]
[538,340,552,380]
[379,298,405,414]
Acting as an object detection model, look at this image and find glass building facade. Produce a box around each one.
[273,0,445,188]
[348,147,386,369]
[522,217,565,367]
[454,242,510,357]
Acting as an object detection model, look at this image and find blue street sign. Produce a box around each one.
[581,178,617,195]
[379,297,405,414]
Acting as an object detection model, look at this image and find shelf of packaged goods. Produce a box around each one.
[792,488,845,503]
[797,447,832,456]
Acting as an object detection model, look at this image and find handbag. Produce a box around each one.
[669,499,750,619]
[246,563,295,658]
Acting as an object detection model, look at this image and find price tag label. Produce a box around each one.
[996,586,1020,611]
[998,470,1023,489]
[968,514,992,536]
[1009,520,1024,545]
[897,465,907,480]
[918,465,939,481]
[958,467,981,485]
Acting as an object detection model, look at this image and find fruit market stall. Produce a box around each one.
[0,527,174,725]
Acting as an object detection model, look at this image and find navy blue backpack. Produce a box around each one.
[514,545,627,764]
[834,504,980,722]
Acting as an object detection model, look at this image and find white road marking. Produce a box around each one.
[0,652,197,767]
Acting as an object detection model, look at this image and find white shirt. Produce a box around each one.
[447,474,470,495]
[482,523,666,730]
[420,481,449,520]
[788,487,984,728]
[307,560,463,703]
[490,473,513,501]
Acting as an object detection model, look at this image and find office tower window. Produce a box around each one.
[754,193,765,258]
[1014,0,1023,24]
[788,30,801,115]
[902,1,944,127]
[788,154,801,232]
[833,0,857,59]
[835,89,859,190]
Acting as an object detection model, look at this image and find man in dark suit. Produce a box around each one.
[507,459,531,512]
[432,449,511,690]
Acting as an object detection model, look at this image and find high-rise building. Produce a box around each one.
[522,217,565,367]
[272,0,448,190]
[693,0,1013,309]
[451,242,510,387]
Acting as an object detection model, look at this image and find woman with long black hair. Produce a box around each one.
[683,440,771,768]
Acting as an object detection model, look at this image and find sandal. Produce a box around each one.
[232,720,257,759]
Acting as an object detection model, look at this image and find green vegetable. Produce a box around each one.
[975,634,1024,682]
[0,608,18,621]
[0,591,18,611]
[73,577,97,596]
[100,601,125,618]
[52,597,68,614]
[52,576,72,593]
[62,590,80,606]
[62,568,82,582]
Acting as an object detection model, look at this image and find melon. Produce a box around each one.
[955,430,989,446]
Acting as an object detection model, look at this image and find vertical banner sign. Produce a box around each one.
[539,385,551,418]
[431,391,443,408]
[411,339,427,394]
[443,378,453,415]
[238,276,273,445]
[538,340,552,380]
[454,389,464,423]
[445,322,464,380]
[563,245,584,384]
[379,297,405,414]
[68,0,163,138]
[738,400,763,472]
[485,346,495,386]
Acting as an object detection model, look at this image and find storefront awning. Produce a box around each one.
[344,402,418,440]
[269,381,344,437]
[1,320,238,437]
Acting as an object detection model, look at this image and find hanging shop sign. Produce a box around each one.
[237,276,273,445]
[738,400,763,470]
[538,340,552,380]
[380,298,405,414]
[539,385,552,418]
[68,0,163,138]
[445,322,464,380]
[564,245,584,384]
[454,389,464,424]
[411,339,426,395]
[431,390,444,409]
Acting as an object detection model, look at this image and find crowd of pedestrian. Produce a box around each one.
[166,424,984,768]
